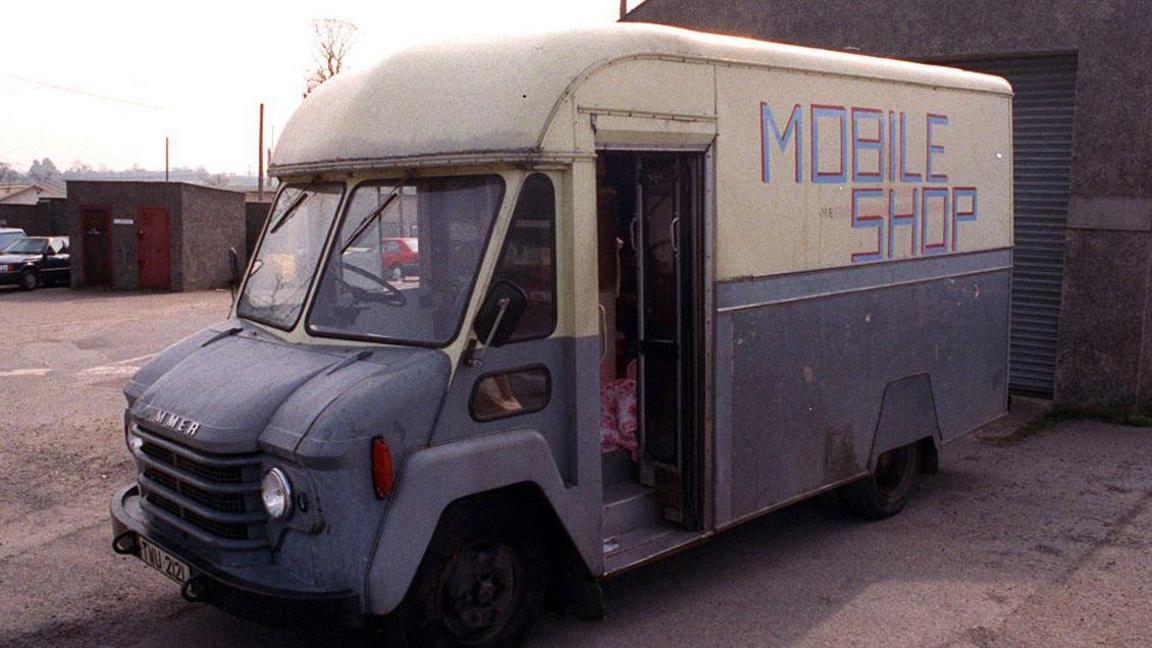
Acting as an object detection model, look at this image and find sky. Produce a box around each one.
[0,1,634,176]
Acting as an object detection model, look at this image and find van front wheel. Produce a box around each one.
[843,443,921,520]
[379,500,547,647]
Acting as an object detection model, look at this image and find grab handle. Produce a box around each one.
[598,304,608,361]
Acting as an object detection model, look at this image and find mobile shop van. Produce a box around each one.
[110,24,1012,646]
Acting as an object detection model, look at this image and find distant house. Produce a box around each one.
[0,181,66,205]
[0,181,69,235]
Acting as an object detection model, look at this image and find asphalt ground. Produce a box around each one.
[1,286,1150,647]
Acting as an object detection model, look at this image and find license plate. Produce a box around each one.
[138,537,190,584]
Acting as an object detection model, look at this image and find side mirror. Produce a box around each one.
[472,280,527,349]
[228,247,241,297]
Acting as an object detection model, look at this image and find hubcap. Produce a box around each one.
[439,542,519,643]
[875,448,910,494]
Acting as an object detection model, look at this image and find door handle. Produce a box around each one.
[629,217,641,253]
[670,216,680,256]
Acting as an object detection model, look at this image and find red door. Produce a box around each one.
[79,208,112,286]
[136,208,171,289]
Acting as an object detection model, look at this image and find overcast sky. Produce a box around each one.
[0,0,632,175]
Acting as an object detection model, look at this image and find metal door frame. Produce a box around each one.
[78,206,113,287]
[627,149,708,530]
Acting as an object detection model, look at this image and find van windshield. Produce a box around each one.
[308,175,505,346]
[237,183,345,329]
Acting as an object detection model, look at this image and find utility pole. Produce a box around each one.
[165,137,170,182]
[258,103,265,200]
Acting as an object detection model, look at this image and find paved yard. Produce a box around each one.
[1,288,1150,647]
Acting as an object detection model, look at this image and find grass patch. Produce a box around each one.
[986,404,1152,447]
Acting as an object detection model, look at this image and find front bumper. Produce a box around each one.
[110,483,362,625]
[0,270,23,285]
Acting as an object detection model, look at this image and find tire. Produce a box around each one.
[390,264,404,281]
[19,269,37,291]
[379,499,548,647]
[842,442,921,520]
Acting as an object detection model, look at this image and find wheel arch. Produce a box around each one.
[868,373,942,470]
[364,429,600,615]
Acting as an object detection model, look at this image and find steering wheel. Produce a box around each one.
[335,260,407,306]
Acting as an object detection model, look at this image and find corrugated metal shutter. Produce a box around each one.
[959,55,1078,396]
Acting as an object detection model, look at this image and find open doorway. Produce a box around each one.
[597,150,703,567]
[80,208,112,287]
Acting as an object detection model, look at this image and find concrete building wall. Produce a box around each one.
[179,185,246,291]
[0,199,69,236]
[244,200,272,258]
[625,0,1152,411]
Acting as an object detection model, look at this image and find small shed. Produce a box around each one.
[66,181,246,291]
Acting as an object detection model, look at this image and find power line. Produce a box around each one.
[2,74,168,111]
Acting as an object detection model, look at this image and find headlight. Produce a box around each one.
[261,467,293,519]
[126,428,144,454]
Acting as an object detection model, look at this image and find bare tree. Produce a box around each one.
[304,19,358,98]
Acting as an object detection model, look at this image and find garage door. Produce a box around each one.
[959,55,1078,396]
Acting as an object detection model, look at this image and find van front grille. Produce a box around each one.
[131,424,266,548]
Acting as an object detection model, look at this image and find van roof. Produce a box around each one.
[271,23,1011,176]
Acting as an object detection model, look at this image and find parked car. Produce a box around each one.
[381,237,419,279]
[0,227,26,250]
[0,236,71,290]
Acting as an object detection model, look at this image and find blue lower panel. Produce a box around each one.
[716,257,1010,522]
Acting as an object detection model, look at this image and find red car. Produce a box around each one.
[381,237,419,279]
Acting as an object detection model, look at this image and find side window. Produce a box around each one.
[491,173,557,342]
[470,367,551,422]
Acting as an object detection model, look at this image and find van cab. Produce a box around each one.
[110,24,1012,646]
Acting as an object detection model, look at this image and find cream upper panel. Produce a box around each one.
[270,23,1009,174]
[558,58,717,152]
[714,65,1012,280]
[576,58,716,118]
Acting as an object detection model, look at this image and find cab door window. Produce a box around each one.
[466,174,557,422]
[489,173,557,342]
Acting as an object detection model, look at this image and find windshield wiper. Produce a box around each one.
[268,185,314,234]
[340,180,408,254]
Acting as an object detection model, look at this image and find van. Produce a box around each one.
[110,24,1012,646]
[0,227,27,251]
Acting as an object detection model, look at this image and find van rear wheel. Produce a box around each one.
[379,500,547,647]
[843,443,920,520]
